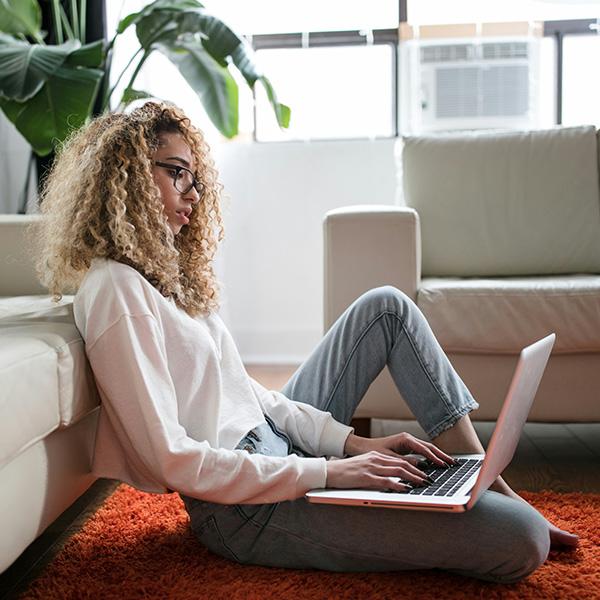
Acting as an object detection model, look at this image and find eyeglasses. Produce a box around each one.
[154,161,204,198]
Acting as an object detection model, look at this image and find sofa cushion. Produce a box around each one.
[0,335,60,469]
[0,215,46,296]
[417,275,600,354]
[0,296,99,433]
[401,126,600,277]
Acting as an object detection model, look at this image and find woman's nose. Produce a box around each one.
[185,186,201,204]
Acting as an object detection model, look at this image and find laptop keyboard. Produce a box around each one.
[403,458,483,497]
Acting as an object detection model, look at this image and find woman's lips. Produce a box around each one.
[176,211,189,225]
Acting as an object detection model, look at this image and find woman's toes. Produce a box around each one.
[549,523,579,548]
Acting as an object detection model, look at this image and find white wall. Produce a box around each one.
[0,113,37,214]
[213,137,398,364]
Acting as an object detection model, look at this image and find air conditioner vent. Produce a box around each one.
[421,42,529,64]
[482,42,528,60]
[436,65,529,118]
[421,44,473,63]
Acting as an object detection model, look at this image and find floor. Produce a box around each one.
[1,364,599,599]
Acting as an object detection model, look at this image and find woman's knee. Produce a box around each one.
[357,285,415,316]
[484,499,550,583]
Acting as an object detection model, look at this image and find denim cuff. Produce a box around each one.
[426,399,479,439]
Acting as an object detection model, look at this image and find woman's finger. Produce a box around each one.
[377,464,429,485]
[378,450,426,470]
[364,453,428,482]
[396,436,453,465]
[401,454,423,467]
[420,441,457,464]
[394,434,456,465]
[375,453,429,476]
[409,440,454,466]
[374,476,411,493]
[398,462,430,480]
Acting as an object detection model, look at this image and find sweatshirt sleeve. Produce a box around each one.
[249,377,354,458]
[86,313,329,504]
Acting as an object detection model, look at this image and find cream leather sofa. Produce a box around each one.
[324,125,600,424]
[0,215,99,573]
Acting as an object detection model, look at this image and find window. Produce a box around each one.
[254,41,396,141]
[406,0,598,25]
[201,0,399,34]
[107,1,600,141]
[544,19,600,126]
[402,2,600,133]
[233,1,401,141]
[563,34,600,127]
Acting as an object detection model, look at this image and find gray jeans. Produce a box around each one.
[181,286,550,583]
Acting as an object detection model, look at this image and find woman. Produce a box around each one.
[34,102,576,583]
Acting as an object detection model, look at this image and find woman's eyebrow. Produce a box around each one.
[164,156,190,167]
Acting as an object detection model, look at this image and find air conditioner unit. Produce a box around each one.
[404,37,540,133]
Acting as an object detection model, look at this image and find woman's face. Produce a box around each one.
[152,132,201,235]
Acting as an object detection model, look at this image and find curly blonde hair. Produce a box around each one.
[32,101,225,317]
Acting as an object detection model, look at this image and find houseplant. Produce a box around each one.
[0,0,290,158]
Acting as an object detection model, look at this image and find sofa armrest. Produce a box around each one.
[0,214,46,296]
[323,205,421,332]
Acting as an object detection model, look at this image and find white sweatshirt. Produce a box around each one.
[73,258,353,504]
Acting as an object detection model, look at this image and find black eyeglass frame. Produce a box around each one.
[154,161,204,197]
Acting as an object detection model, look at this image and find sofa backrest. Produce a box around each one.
[401,126,600,277]
[0,215,47,295]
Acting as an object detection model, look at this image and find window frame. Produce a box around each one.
[249,28,401,142]
[543,19,598,124]
[244,4,598,141]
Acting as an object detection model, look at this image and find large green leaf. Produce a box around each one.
[158,40,238,138]
[120,86,152,107]
[229,39,290,128]
[113,0,289,135]
[0,64,103,155]
[228,42,290,128]
[0,36,78,101]
[135,10,180,49]
[134,8,290,130]
[66,40,105,68]
[167,10,289,130]
[259,75,291,129]
[174,11,239,65]
[117,0,203,34]
[0,0,41,38]
[229,40,260,86]
[137,8,244,68]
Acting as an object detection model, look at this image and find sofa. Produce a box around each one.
[324,125,600,425]
[0,215,100,574]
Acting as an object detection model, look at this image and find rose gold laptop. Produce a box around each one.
[306,334,555,513]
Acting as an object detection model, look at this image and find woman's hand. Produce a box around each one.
[325,432,457,492]
[344,432,456,467]
[325,451,432,491]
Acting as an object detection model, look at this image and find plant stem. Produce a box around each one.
[60,5,75,41]
[80,0,86,42]
[51,0,63,44]
[102,46,145,110]
[105,33,118,54]
[70,0,80,41]
[32,31,45,44]
[121,49,152,104]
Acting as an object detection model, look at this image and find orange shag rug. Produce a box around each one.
[19,486,600,600]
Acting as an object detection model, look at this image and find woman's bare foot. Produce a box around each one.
[431,415,578,549]
[491,478,579,549]
[547,522,579,548]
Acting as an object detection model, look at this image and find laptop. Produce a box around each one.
[306,333,555,513]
